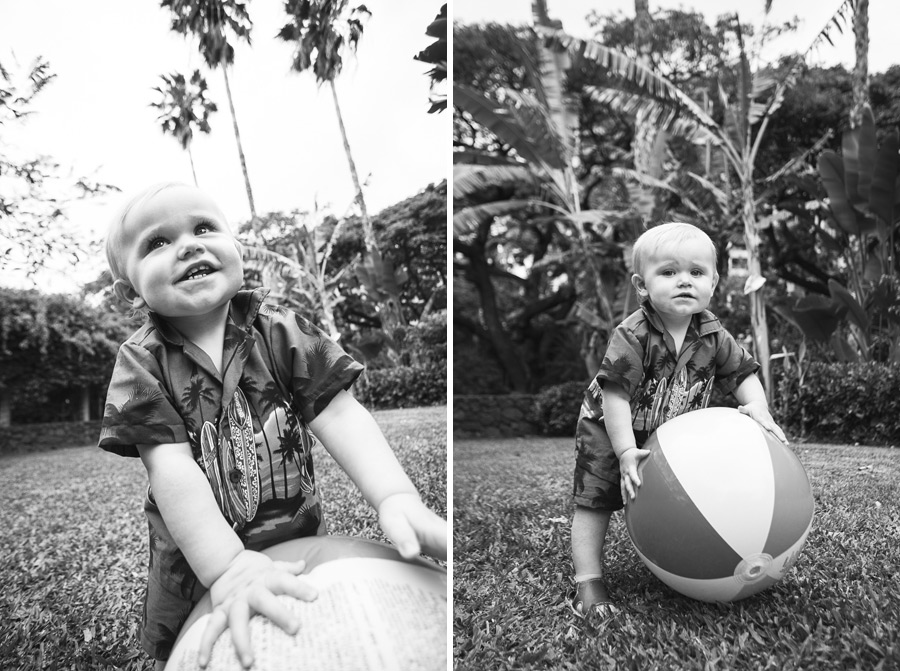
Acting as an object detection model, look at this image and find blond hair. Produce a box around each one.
[632,222,718,276]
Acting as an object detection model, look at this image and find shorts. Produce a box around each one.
[573,408,626,512]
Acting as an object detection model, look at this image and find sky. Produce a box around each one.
[454,0,900,74]
[0,0,448,291]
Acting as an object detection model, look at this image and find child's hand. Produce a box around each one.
[738,401,788,444]
[198,550,317,669]
[619,447,651,502]
[378,492,448,561]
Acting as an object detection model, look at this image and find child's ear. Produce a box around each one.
[113,279,146,309]
[632,273,649,299]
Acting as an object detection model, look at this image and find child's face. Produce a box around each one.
[114,185,243,318]
[632,238,718,323]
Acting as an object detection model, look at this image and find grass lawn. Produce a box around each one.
[0,405,446,671]
[453,434,900,670]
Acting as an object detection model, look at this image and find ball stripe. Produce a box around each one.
[657,410,775,559]
[762,436,815,559]
[627,443,743,579]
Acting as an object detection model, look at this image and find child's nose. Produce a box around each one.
[178,236,205,258]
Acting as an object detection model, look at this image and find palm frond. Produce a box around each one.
[539,26,720,138]
[587,87,720,147]
[453,164,536,199]
[453,83,566,171]
[453,199,533,238]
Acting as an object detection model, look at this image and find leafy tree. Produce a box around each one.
[277,1,407,336]
[414,4,447,113]
[1,56,117,276]
[0,288,132,425]
[160,0,257,220]
[239,182,447,364]
[150,70,217,186]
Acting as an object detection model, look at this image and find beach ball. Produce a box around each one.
[624,407,814,603]
[166,536,447,670]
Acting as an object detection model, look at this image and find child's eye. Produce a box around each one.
[691,269,704,276]
[662,269,675,277]
[195,222,215,235]
[147,236,167,251]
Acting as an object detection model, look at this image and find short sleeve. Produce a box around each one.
[594,324,645,397]
[270,311,365,422]
[714,331,760,393]
[98,342,188,458]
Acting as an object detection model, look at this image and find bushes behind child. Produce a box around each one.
[532,363,900,446]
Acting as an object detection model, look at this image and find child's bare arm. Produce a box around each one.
[601,382,650,501]
[137,442,243,582]
[137,442,316,669]
[309,390,448,560]
[733,375,788,443]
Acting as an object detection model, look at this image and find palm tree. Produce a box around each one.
[150,70,217,186]
[277,1,406,333]
[160,0,257,221]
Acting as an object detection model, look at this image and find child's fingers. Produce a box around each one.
[272,559,308,575]
[766,423,788,444]
[246,588,301,635]
[379,512,422,559]
[197,607,230,668]
[265,572,318,602]
[226,599,255,669]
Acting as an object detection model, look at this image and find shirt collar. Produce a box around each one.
[640,300,723,338]
[147,287,271,346]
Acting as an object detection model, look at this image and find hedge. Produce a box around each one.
[353,362,446,410]
[776,361,900,446]
[531,362,900,446]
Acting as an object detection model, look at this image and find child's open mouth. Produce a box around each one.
[179,264,217,282]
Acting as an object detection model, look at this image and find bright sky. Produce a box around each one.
[454,0,899,74]
[1,0,448,291]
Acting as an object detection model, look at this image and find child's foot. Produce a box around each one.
[570,577,618,620]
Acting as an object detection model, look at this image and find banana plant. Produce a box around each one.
[775,105,900,362]
[537,0,856,399]
[240,211,351,342]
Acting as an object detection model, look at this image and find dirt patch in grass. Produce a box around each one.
[0,406,446,671]
[453,437,900,670]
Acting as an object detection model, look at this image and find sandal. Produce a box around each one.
[570,577,618,619]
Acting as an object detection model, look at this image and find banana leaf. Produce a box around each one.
[870,131,899,226]
[827,279,869,334]
[774,295,846,343]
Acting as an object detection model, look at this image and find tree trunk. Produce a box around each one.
[742,183,772,403]
[188,145,199,187]
[80,385,90,422]
[469,251,531,392]
[0,391,9,427]
[328,80,405,332]
[850,0,869,128]
[221,63,257,221]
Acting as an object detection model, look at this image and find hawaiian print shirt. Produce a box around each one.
[99,288,363,612]
[581,302,759,447]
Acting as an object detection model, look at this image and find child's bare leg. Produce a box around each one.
[571,505,616,616]
[155,660,166,671]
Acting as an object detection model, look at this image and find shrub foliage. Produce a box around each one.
[354,362,447,410]
[777,362,900,446]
